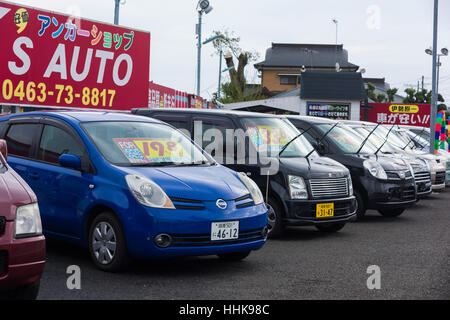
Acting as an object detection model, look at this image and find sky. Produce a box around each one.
[9,0,450,102]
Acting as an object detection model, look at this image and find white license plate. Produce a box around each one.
[211,221,239,241]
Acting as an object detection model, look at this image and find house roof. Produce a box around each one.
[254,43,359,70]
[300,71,367,100]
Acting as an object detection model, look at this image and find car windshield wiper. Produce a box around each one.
[356,124,380,154]
[374,125,395,155]
[129,159,212,167]
[405,128,427,149]
[176,160,211,166]
[129,162,179,167]
[303,122,339,159]
[278,127,313,157]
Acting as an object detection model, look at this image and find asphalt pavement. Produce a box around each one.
[38,192,450,300]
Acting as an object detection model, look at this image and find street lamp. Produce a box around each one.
[114,0,126,25]
[196,0,213,96]
[332,19,338,44]
[427,0,439,154]
[425,46,448,99]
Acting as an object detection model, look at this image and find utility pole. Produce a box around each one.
[421,75,424,90]
[114,0,120,25]
[429,0,439,155]
[217,49,223,100]
[196,11,202,96]
[195,0,213,96]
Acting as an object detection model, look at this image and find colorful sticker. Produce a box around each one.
[329,133,359,152]
[246,125,289,152]
[113,138,190,163]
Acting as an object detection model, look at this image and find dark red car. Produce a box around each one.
[0,139,45,300]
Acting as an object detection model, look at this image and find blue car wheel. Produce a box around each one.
[88,212,131,272]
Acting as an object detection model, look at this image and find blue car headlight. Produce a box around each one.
[125,175,175,209]
[237,172,264,205]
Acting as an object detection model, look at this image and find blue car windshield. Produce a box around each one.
[82,121,211,167]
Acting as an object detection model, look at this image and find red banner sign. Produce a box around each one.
[362,103,431,127]
[148,82,188,109]
[0,1,150,110]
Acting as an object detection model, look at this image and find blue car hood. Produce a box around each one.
[121,164,249,201]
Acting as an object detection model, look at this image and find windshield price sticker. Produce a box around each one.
[246,125,289,152]
[114,138,189,163]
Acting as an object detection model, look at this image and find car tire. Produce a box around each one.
[88,212,131,272]
[377,208,405,217]
[266,197,285,239]
[354,190,366,220]
[1,280,40,300]
[315,222,346,233]
[218,251,251,261]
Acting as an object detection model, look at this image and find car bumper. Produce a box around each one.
[283,196,357,226]
[364,177,417,210]
[125,202,268,259]
[431,170,446,191]
[446,170,450,186]
[0,221,46,291]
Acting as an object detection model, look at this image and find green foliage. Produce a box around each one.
[402,88,445,104]
[218,81,267,104]
[366,82,387,102]
[386,88,398,103]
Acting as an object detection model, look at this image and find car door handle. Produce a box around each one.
[28,172,40,180]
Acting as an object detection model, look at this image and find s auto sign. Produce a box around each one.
[0,1,150,110]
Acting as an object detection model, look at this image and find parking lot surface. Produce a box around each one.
[38,192,450,300]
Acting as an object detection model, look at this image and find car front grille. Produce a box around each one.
[435,171,446,185]
[413,169,431,193]
[170,197,205,210]
[170,194,254,210]
[309,178,348,199]
[385,170,413,180]
[170,227,265,247]
[0,217,6,236]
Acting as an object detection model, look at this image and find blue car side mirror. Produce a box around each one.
[59,154,82,170]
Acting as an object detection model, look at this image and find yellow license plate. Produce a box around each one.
[316,203,334,218]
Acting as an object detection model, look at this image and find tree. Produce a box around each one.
[402,88,445,105]
[366,82,387,102]
[210,30,267,103]
[386,88,398,103]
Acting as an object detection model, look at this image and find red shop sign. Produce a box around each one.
[0,1,151,110]
[362,103,431,127]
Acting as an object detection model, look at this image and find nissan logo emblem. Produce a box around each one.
[216,199,227,210]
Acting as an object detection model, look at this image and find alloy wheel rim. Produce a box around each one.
[267,205,276,232]
[92,222,117,265]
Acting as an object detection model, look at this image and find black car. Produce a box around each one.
[286,116,417,218]
[133,108,357,237]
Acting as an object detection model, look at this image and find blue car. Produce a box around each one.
[0,111,268,271]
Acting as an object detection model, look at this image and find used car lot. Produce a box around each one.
[37,191,449,300]
[0,111,268,272]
